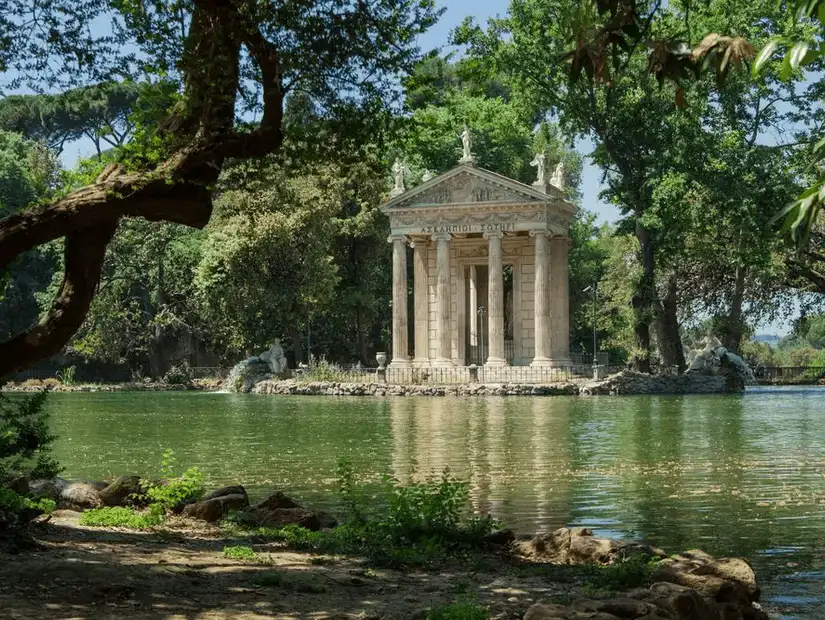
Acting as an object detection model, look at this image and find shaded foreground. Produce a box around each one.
[0,511,769,620]
[1,511,582,620]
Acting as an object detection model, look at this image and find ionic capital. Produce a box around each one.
[431,232,452,242]
[528,229,551,238]
[483,231,505,240]
[387,234,408,245]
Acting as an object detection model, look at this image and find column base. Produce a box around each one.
[530,357,554,368]
[548,357,573,368]
[389,359,412,369]
[412,358,431,368]
[485,357,508,367]
[431,358,454,368]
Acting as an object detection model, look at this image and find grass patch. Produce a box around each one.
[584,554,659,591]
[223,545,259,561]
[427,599,488,620]
[80,505,164,529]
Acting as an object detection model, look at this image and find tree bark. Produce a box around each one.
[633,219,655,373]
[654,272,686,372]
[721,265,746,354]
[0,0,286,378]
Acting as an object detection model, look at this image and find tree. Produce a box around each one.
[458,0,806,369]
[0,131,59,343]
[0,0,440,378]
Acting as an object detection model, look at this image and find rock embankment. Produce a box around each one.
[521,527,766,620]
[580,370,736,396]
[252,379,580,397]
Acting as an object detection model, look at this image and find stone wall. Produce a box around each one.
[252,379,579,397]
[580,369,737,396]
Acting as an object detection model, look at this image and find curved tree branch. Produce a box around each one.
[0,221,118,377]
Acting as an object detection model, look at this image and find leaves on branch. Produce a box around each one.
[691,34,755,84]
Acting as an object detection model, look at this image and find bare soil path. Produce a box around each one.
[0,511,575,619]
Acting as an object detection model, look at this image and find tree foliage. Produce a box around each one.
[0,0,441,377]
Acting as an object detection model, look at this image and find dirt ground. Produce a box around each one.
[0,511,579,620]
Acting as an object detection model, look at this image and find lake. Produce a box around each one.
[45,387,825,618]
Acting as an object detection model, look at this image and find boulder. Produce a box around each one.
[251,490,302,511]
[99,475,143,507]
[8,475,29,495]
[202,485,248,504]
[29,477,68,501]
[59,481,105,509]
[482,528,516,546]
[525,527,631,565]
[651,550,758,609]
[252,507,323,531]
[182,494,248,522]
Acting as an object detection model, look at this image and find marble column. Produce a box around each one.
[530,230,552,367]
[469,265,478,347]
[432,233,453,367]
[412,240,430,366]
[485,232,507,366]
[550,235,572,366]
[389,235,410,367]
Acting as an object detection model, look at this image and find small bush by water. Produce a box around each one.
[223,545,259,561]
[222,461,498,567]
[81,449,204,530]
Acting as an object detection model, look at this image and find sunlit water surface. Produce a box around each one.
[45,387,825,618]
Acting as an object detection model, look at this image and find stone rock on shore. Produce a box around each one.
[182,492,249,522]
[59,480,107,509]
[99,475,143,507]
[522,527,663,565]
[242,491,338,531]
[522,539,767,620]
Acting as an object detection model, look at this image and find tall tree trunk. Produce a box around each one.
[290,325,304,368]
[654,272,686,372]
[722,265,746,354]
[633,219,655,373]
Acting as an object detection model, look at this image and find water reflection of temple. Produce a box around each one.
[389,397,574,533]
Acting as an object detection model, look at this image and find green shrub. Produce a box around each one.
[138,449,204,511]
[585,554,659,591]
[223,545,259,561]
[56,366,77,386]
[427,599,488,620]
[163,362,192,385]
[0,390,60,484]
[222,462,498,568]
[80,505,164,529]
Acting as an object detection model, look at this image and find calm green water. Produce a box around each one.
[45,388,825,617]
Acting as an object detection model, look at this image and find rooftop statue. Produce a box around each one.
[459,125,475,163]
[390,158,406,196]
[530,152,546,185]
[550,161,565,190]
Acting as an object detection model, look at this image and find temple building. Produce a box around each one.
[379,130,577,369]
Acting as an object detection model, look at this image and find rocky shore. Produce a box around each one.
[247,369,743,397]
[16,475,770,620]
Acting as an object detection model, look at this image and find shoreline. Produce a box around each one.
[3,369,745,396]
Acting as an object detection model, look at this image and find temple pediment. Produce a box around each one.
[381,164,558,210]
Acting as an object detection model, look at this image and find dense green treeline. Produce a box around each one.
[1,1,825,377]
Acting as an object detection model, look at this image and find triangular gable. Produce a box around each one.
[381,163,554,210]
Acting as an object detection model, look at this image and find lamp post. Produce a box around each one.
[583,284,598,378]
[477,305,486,365]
